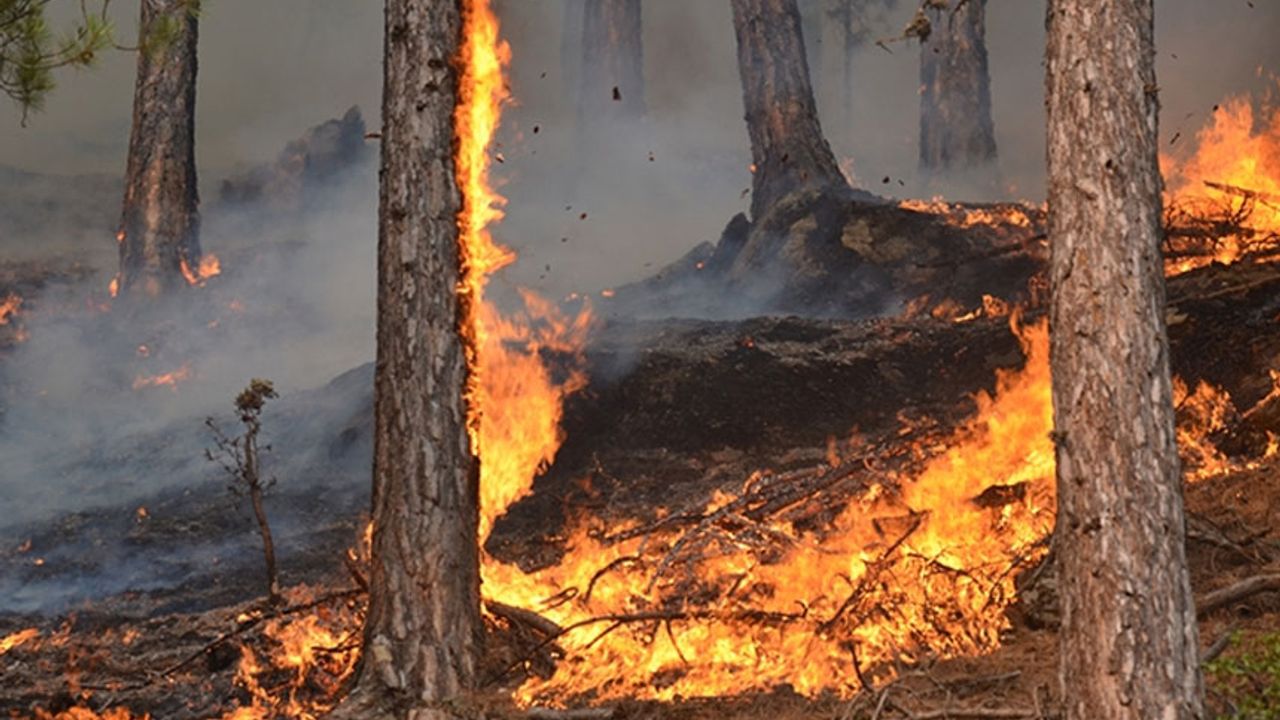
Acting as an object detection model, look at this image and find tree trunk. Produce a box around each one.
[918,0,997,178]
[731,0,846,221]
[798,0,824,99]
[1046,1,1204,718]
[117,0,201,298]
[578,0,644,140]
[335,0,481,717]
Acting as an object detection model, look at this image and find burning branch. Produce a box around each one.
[206,379,282,605]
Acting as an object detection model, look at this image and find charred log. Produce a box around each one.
[117,0,202,298]
[731,0,848,222]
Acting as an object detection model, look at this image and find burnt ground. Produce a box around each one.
[2,195,1280,716]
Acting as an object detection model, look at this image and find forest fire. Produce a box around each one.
[478,318,1055,704]
[454,3,1051,706]
[453,0,592,543]
[1163,83,1280,274]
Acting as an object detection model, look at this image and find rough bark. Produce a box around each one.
[1046,1,1204,718]
[578,0,644,140]
[335,0,481,717]
[117,0,201,298]
[731,0,847,221]
[918,0,997,178]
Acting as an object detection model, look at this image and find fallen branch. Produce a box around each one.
[1197,574,1280,618]
[487,601,564,638]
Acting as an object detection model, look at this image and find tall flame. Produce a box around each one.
[454,0,590,544]
[1164,83,1280,274]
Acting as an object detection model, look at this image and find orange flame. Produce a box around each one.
[1163,83,1280,274]
[131,363,192,391]
[483,318,1055,705]
[453,0,591,543]
[180,254,222,287]
[1,627,40,656]
[0,293,22,325]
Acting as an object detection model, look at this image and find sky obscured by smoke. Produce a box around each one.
[4,0,1278,293]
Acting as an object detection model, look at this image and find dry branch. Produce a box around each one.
[1197,573,1280,617]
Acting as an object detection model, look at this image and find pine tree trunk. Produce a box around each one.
[578,0,644,140]
[335,0,481,717]
[1046,1,1204,718]
[797,0,824,99]
[731,0,846,221]
[918,0,997,177]
[117,0,201,298]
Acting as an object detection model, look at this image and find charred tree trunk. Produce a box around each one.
[334,0,481,717]
[1046,1,1204,718]
[117,0,201,298]
[578,0,644,141]
[731,0,847,221]
[918,0,997,181]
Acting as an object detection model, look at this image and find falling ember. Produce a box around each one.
[1163,84,1280,275]
[180,254,222,286]
[131,363,193,391]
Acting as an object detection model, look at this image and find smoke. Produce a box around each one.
[1,0,1277,613]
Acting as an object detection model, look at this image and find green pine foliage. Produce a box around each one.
[0,0,116,118]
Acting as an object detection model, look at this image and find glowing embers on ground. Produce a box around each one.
[217,588,361,720]
[1163,82,1280,275]
[483,318,1057,704]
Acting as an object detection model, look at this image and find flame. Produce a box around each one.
[0,293,22,325]
[898,197,1037,230]
[453,0,591,543]
[216,588,360,720]
[108,276,120,298]
[1173,377,1236,480]
[180,254,222,287]
[131,362,192,391]
[1,627,40,655]
[481,318,1055,704]
[1163,83,1280,274]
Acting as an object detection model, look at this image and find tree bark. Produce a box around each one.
[335,0,481,717]
[578,0,644,140]
[1046,1,1204,718]
[731,0,847,221]
[918,0,997,178]
[117,0,201,298]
